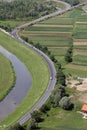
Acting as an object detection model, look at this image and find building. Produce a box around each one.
[81,104,87,119]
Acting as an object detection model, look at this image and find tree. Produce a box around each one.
[65,45,73,63]
[40,103,50,113]
[31,110,42,122]
[50,85,66,107]
[28,119,38,130]
[59,96,73,110]
[56,69,66,86]
[8,123,25,130]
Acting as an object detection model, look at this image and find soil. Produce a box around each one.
[33,24,73,27]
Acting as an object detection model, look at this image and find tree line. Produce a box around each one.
[61,0,80,6]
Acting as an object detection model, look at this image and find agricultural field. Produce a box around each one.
[0,30,49,128]
[0,53,15,101]
[19,8,87,78]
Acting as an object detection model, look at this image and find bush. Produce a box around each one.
[27,119,38,130]
[59,96,73,110]
[8,123,25,130]
[50,85,66,107]
[40,103,50,113]
[56,69,66,86]
[31,110,43,122]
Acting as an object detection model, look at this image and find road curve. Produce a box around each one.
[11,0,70,124]
[11,0,87,125]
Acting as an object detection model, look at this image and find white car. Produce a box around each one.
[50,77,53,80]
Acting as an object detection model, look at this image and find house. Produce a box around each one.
[81,104,87,119]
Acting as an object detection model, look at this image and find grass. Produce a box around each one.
[0,30,49,129]
[28,36,72,47]
[0,53,15,101]
[0,20,28,31]
[48,47,67,56]
[73,55,87,65]
[40,17,74,25]
[64,66,87,77]
[39,106,87,130]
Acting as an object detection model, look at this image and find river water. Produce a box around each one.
[0,46,32,120]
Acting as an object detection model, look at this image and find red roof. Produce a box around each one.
[81,104,87,111]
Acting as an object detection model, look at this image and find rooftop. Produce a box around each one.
[81,104,87,111]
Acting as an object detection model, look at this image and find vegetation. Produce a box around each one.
[0,53,15,101]
[0,30,49,128]
[59,96,73,110]
[8,123,25,130]
[0,0,57,20]
[61,0,80,6]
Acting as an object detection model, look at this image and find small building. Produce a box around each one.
[81,104,87,119]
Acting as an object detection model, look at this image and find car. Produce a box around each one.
[50,77,53,80]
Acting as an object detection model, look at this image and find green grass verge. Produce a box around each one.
[0,53,15,101]
[0,30,49,129]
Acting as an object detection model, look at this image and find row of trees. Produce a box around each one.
[61,0,80,6]
[65,44,73,63]
[0,0,56,20]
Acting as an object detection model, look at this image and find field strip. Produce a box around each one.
[33,24,73,27]
[48,46,68,49]
[74,49,87,55]
[20,32,72,37]
[20,30,72,34]
[65,64,87,71]
[76,22,87,24]
[74,39,87,42]
[73,41,87,45]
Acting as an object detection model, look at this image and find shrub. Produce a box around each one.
[31,110,43,122]
[59,96,73,110]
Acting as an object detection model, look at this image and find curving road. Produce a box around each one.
[11,0,70,125]
[11,0,87,125]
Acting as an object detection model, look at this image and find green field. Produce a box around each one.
[0,53,15,101]
[40,17,74,25]
[0,30,49,129]
[73,55,87,66]
[20,8,87,78]
[26,26,73,32]
[39,106,87,130]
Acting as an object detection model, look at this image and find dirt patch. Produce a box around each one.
[79,94,87,103]
[68,77,87,91]
[73,41,87,46]
[76,22,87,24]
[20,31,72,37]
[33,24,73,28]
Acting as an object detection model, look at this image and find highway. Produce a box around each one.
[11,0,87,125]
